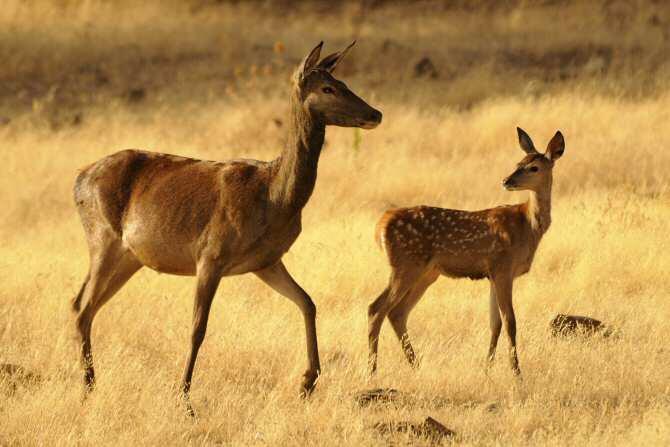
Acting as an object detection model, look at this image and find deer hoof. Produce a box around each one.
[299,369,320,398]
[185,403,196,418]
[83,371,95,394]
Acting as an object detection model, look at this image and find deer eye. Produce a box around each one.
[322,86,335,94]
[529,166,539,172]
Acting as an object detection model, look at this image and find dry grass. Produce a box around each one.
[1,1,670,445]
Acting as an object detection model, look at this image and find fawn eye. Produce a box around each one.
[529,166,539,172]
[322,86,335,94]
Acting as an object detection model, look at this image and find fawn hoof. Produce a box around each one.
[185,402,196,418]
[408,356,421,370]
[299,369,320,398]
[83,371,95,394]
[367,356,378,377]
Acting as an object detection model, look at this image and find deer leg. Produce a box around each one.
[387,270,438,369]
[254,261,320,398]
[71,271,90,313]
[491,274,520,376]
[367,268,421,375]
[180,261,222,415]
[367,286,392,375]
[76,242,141,392]
[487,279,502,365]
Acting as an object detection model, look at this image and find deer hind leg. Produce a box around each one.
[254,261,321,398]
[367,286,391,375]
[387,269,439,369]
[76,234,142,391]
[367,267,423,375]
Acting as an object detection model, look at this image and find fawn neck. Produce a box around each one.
[525,180,552,236]
[269,91,325,213]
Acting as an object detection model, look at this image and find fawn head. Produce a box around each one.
[503,127,565,192]
[293,41,382,129]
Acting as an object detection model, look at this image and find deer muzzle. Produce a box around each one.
[360,109,382,129]
[502,176,518,190]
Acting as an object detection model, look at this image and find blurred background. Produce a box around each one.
[1,0,668,128]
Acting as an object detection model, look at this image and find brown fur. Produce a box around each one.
[70,42,381,414]
[368,128,565,377]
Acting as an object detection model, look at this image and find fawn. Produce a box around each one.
[368,127,565,376]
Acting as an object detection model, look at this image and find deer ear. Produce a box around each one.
[317,40,355,73]
[545,131,565,161]
[517,127,537,154]
[297,41,323,79]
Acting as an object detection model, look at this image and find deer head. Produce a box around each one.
[293,41,382,129]
[502,127,565,192]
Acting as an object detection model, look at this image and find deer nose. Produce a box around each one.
[502,177,515,189]
[367,109,382,125]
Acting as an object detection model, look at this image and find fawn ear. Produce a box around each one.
[545,131,565,161]
[517,127,537,154]
[317,40,355,73]
[297,41,323,79]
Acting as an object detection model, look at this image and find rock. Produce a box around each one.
[373,420,413,435]
[484,402,499,413]
[381,38,402,53]
[72,113,83,126]
[417,417,457,440]
[126,88,146,103]
[373,416,456,442]
[550,314,612,337]
[354,388,402,407]
[414,57,438,79]
[0,363,42,393]
[648,14,662,26]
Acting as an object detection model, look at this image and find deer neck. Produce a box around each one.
[269,92,325,213]
[526,183,552,237]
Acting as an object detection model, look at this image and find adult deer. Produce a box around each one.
[368,128,564,376]
[71,41,382,413]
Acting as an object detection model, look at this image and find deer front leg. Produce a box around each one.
[487,279,502,365]
[491,273,521,377]
[181,261,222,416]
[254,261,321,398]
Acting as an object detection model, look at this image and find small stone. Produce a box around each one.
[126,87,146,103]
[485,402,499,413]
[0,363,42,394]
[550,314,613,337]
[373,416,456,442]
[354,388,402,407]
[414,57,438,78]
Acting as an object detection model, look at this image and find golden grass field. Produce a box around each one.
[1,1,669,445]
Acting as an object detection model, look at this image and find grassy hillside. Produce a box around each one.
[1,1,669,445]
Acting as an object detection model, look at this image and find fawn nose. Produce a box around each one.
[502,177,516,189]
